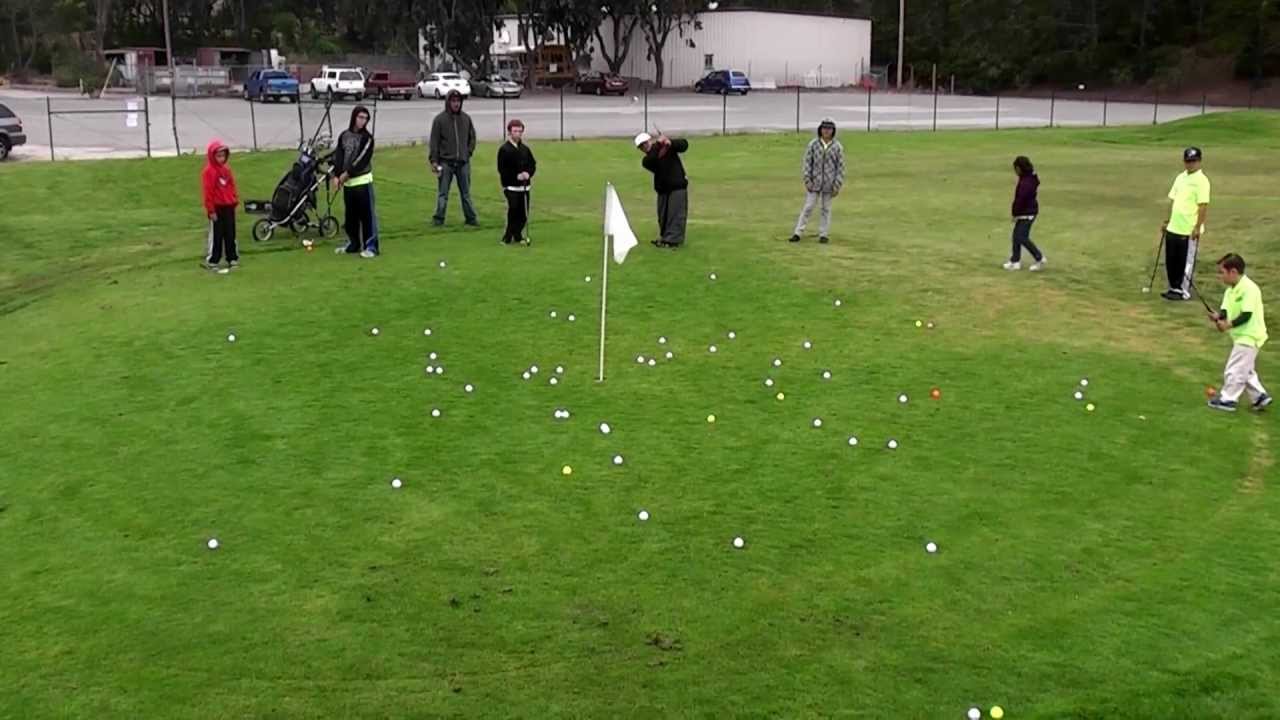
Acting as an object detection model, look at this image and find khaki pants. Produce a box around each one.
[1220,343,1268,404]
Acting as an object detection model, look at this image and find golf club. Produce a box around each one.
[1144,229,1166,294]
[523,191,532,246]
[1188,277,1217,315]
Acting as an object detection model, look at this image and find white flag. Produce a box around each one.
[605,183,638,264]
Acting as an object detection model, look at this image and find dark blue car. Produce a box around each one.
[244,69,300,103]
[694,69,751,95]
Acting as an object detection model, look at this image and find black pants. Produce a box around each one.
[657,188,688,246]
[503,189,529,242]
[206,205,238,263]
[343,184,380,254]
[1164,231,1196,295]
[1010,217,1042,262]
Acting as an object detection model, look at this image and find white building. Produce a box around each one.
[592,8,872,89]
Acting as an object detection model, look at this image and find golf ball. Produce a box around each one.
[1086,403,1096,412]
[1073,391,1084,400]
[990,706,1004,719]
[585,275,592,282]
[226,333,236,343]
[434,366,444,375]
[217,268,230,274]
[371,327,380,336]
[915,320,923,328]
[599,422,612,435]
[555,365,565,375]
[423,328,433,336]
[1142,287,1151,294]
[647,358,657,367]
[732,536,745,548]
[636,355,646,364]
[709,272,717,280]
[898,393,909,404]
[658,336,668,345]
[834,299,843,307]
[773,358,782,368]
[887,439,899,449]
[707,414,717,423]
[927,321,935,329]
[439,261,447,268]
[562,465,573,476]
[426,365,436,374]
[1080,378,1089,387]
[925,541,937,553]
[522,371,531,380]
[968,708,981,720]
[930,388,942,399]
[568,314,576,322]
[464,383,474,393]
[530,365,539,374]
[207,538,219,550]
[549,377,559,385]
[822,370,832,380]
[764,378,774,387]
[665,351,674,360]
[613,454,624,466]
[802,340,812,350]
[728,331,737,340]
[431,408,441,418]
[847,436,859,447]
[429,352,438,360]
[562,410,571,419]
[550,310,558,318]
[391,477,402,489]
[708,345,718,353]
[812,418,823,428]
[776,392,785,401]
[638,510,649,521]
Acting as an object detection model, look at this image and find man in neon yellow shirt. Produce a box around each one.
[1160,147,1210,301]
[1207,253,1270,412]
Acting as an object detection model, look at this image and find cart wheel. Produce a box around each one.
[320,216,340,238]
[252,219,274,242]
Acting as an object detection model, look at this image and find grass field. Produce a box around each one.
[2,113,1279,719]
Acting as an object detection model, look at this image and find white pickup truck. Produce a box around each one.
[309,66,366,100]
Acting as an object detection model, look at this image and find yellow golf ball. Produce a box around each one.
[561,465,573,476]
[990,706,1004,719]
[706,414,716,423]
[1086,403,1096,412]
[915,320,923,328]
[776,392,785,401]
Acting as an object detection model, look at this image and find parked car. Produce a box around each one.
[243,69,300,103]
[367,70,417,100]
[0,102,25,161]
[417,72,471,99]
[576,71,628,96]
[471,74,522,99]
[309,66,366,100]
[694,69,751,95]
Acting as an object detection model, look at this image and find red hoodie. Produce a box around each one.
[201,140,239,215]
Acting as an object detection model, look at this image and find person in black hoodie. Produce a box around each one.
[635,131,689,248]
[331,105,379,257]
[428,89,478,227]
[1003,155,1045,271]
[496,118,536,245]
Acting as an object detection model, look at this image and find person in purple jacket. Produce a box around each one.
[1003,155,1046,271]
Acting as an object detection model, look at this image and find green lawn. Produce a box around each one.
[2,113,1279,719]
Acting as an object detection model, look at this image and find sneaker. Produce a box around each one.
[464,219,480,227]
[201,260,219,271]
[1002,261,1021,271]
[430,219,445,227]
[818,236,829,244]
[360,249,377,259]
[228,260,240,269]
[1253,393,1273,411]
[1207,397,1238,412]
[1161,290,1185,301]
[789,234,800,243]
[1029,256,1045,271]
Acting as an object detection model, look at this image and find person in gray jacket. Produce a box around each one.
[789,117,845,244]
[428,89,478,226]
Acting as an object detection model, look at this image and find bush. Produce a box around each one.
[53,49,107,91]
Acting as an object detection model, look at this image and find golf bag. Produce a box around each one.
[247,100,340,243]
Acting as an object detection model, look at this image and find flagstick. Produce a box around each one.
[597,187,611,383]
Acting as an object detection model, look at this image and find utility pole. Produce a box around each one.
[162,0,180,154]
[896,0,905,90]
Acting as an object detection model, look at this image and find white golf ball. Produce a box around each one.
[431,408,441,418]
[1080,378,1089,387]
[732,536,745,548]
[926,321,935,329]
[568,314,576,322]
[562,410,571,419]
[439,260,447,268]
[522,371,531,380]
[585,275,592,282]
[226,333,236,343]
[549,377,559,385]
[425,365,436,374]
[1077,83,1086,90]
[613,454,624,466]
[530,365,539,374]
[708,345,718,353]
[464,383,474,393]
[434,366,444,375]
[802,340,812,350]
[765,378,774,387]
[1073,391,1084,400]
[647,358,656,367]
[1142,287,1151,294]
[658,336,667,345]
[709,272,718,280]
[773,358,782,368]
[428,352,438,360]
[637,510,649,521]
[822,370,832,380]
[728,331,737,340]
[370,327,380,336]
[391,477,402,489]
[968,709,980,720]
[555,365,565,375]
[207,538,219,550]
[834,299,843,307]
[636,355,645,364]
[887,439,899,450]
[899,394,910,404]
[599,422,612,435]
[812,418,823,428]
[847,436,859,446]
[423,328,433,336]
[925,541,937,553]
[665,351,674,360]
[550,310,558,318]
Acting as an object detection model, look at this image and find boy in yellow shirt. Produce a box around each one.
[1160,147,1210,301]
[1206,253,1270,412]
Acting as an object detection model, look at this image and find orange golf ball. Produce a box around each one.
[1206,385,1217,397]
[930,388,941,400]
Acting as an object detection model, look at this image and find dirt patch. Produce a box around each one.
[1239,426,1273,495]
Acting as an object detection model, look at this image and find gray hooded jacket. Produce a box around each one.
[802,118,845,194]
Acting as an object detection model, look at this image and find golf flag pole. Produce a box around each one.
[598,183,639,383]
[598,185,611,382]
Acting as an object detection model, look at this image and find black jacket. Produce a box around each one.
[497,140,537,188]
[1012,173,1039,216]
[429,104,476,164]
[332,128,374,179]
[641,138,689,194]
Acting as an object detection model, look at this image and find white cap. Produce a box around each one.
[634,132,652,147]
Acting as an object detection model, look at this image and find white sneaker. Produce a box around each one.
[1029,257,1046,272]
[1002,261,1021,271]
[360,249,377,259]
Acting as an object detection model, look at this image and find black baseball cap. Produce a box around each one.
[1183,146,1203,162]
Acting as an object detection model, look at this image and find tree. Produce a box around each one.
[595,0,641,74]
[637,0,702,88]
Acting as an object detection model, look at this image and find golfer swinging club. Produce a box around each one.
[1159,147,1210,301]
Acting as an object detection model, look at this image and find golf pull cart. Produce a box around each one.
[246,99,341,244]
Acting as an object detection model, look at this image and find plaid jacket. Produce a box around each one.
[802,138,845,194]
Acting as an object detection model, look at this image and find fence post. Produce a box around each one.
[950,75,955,95]
[502,95,507,137]
[995,94,1000,130]
[643,85,648,131]
[1248,86,1254,110]
[370,96,378,139]
[144,95,152,158]
[249,96,258,151]
[1152,90,1159,125]
[866,87,871,132]
[1049,91,1055,128]
[1103,95,1108,127]
[46,96,54,161]
[1201,93,1207,115]
[795,85,800,133]
[559,84,564,141]
[721,90,727,135]
[931,64,937,132]
[297,97,304,145]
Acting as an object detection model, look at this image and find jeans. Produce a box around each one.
[794,191,833,236]
[433,161,477,224]
[1010,217,1042,262]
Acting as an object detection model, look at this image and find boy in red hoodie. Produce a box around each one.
[201,140,240,270]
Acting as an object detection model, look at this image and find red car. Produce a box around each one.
[576,72,629,96]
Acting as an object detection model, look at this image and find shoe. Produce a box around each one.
[1253,394,1273,411]
[1002,261,1021,271]
[1162,290,1185,301]
[521,236,531,246]
[500,235,512,245]
[1207,397,1238,412]
[651,238,664,247]
[818,236,829,244]
[228,260,240,269]
[360,250,377,259]
[430,219,445,227]
[464,219,480,227]
[789,234,800,243]
[201,260,219,271]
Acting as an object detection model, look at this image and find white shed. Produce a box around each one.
[592,9,872,89]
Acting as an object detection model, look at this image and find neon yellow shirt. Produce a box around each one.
[1221,275,1267,348]
[1166,170,1210,235]
[345,172,373,187]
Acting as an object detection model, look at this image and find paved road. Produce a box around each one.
[0,87,1227,162]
